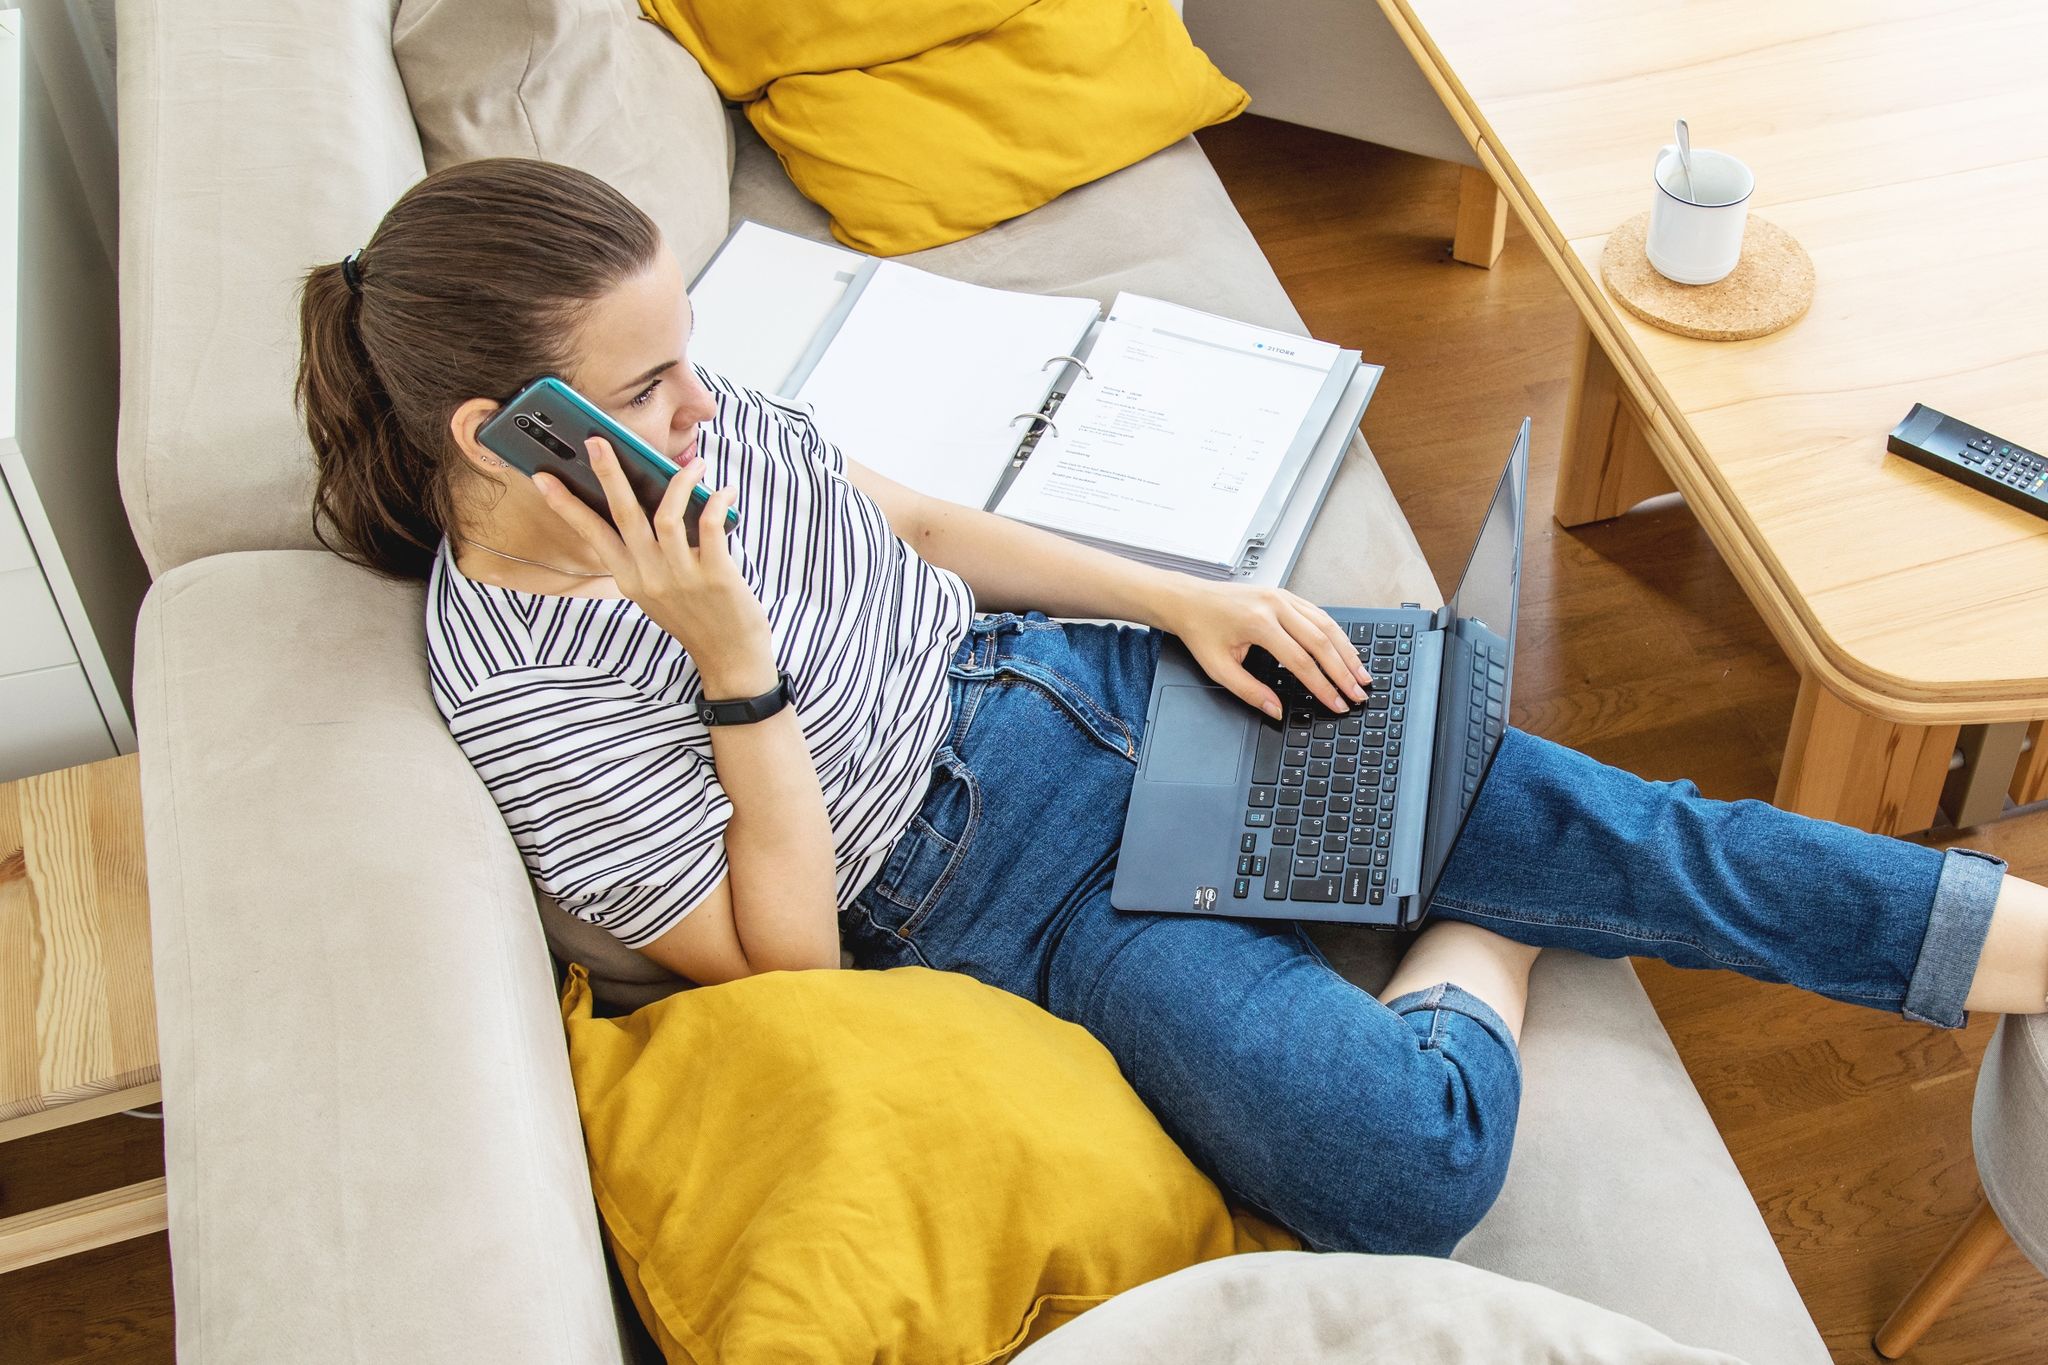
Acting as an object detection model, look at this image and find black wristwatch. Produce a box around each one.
[696,670,795,727]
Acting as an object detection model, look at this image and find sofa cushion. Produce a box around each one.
[1011,1250,1748,1364]
[560,962,1296,1364]
[643,0,1247,255]
[393,0,733,278]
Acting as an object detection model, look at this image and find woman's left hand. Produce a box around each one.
[1155,580,1373,719]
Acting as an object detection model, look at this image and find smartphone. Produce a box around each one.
[477,375,739,547]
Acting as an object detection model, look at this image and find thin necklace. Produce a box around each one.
[462,537,611,579]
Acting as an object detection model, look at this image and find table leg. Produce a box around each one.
[2012,719,2048,806]
[1556,321,1677,527]
[1776,674,1959,836]
[1874,1195,2012,1358]
[1452,165,1507,268]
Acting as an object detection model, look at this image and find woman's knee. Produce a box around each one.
[1299,990,1523,1256]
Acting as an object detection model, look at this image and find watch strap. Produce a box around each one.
[696,670,794,727]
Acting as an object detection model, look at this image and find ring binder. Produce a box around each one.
[1009,411,1059,440]
[1041,354,1093,380]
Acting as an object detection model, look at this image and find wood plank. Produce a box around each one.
[0,754,157,1124]
[0,1177,167,1275]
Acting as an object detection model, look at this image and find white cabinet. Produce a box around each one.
[0,8,137,781]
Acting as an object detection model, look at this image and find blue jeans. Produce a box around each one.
[841,613,2008,1256]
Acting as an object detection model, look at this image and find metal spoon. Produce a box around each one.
[1675,118,1696,202]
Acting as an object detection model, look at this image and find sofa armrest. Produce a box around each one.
[137,550,626,1364]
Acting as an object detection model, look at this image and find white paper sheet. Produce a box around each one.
[792,262,1100,508]
[687,222,864,393]
[994,295,1346,566]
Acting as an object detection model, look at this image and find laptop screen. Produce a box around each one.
[1418,420,1531,908]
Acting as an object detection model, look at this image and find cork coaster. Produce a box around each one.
[1600,212,1814,341]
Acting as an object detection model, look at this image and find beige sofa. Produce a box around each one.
[117,0,1834,1359]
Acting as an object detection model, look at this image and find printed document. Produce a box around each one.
[994,295,1345,564]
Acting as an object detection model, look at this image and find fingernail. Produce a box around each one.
[1264,700,1282,718]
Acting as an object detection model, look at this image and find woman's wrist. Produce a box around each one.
[1137,570,1202,635]
[695,642,780,700]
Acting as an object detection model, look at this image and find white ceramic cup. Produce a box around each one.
[1645,145,1754,285]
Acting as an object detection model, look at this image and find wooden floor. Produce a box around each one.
[1199,114,2048,1365]
[6,112,2044,1365]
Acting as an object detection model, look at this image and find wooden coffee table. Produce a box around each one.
[1377,0,2048,835]
[0,753,166,1273]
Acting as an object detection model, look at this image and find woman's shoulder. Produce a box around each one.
[425,538,676,718]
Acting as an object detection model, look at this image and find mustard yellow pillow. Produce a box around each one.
[638,0,1250,255]
[561,963,1296,1364]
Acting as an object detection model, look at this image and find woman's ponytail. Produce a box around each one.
[291,159,664,581]
[297,258,450,580]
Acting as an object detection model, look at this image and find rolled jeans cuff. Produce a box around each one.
[1386,982,1523,1077]
[1904,847,2008,1029]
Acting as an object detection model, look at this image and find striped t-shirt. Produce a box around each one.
[425,368,974,949]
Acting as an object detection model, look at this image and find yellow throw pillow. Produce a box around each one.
[638,0,1250,255]
[561,962,1297,1364]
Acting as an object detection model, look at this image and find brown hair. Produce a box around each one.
[296,158,663,579]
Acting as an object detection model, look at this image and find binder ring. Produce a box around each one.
[1041,354,1092,380]
[1010,411,1059,439]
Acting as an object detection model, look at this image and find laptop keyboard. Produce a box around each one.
[1462,638,1508,804]
[1238,622,1412,907]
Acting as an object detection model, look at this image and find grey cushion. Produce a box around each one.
[1013,1251,1746,1364]
[1975,1013,2048,1272]
[393,0,733,278]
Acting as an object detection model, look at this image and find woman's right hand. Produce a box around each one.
[536,437,777,696]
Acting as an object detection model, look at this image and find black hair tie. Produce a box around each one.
[340,251,365,295]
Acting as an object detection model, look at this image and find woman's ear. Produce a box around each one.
[449,397,510,475]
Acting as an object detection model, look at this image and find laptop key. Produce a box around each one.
[1277,807,1299,826]
[1338,717,1362,736]
[1348,622,1372,644]
[1248,786,1276,808]
[1292,876,1340,903]
[1264,872,1289,900]
[1281,767,1305,787]
[1302,797,1326,818]
[1240,832,1258,854]
[1272,827,1296,847]
[1374,850,1389,867]
[1313,719,1337,740]
[1279,788,1302,807]
[1245,809,1272,828]
[1322,834,1346,854]
[1322,854,1345,876]
[1343,869,1369,903]
[1293,856,1320,880]
[1306,779,1330,798]
[1346,846,1373,866]
[1233,878,1250,899]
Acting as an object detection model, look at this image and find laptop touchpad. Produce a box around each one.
[1143,686,1251,785]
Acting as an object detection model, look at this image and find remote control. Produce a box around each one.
[1887,404,2048,521]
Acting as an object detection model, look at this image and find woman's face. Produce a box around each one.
[559,244,719,464]
[449,242,719,486]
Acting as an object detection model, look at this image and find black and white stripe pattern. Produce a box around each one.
[426,368,973,948]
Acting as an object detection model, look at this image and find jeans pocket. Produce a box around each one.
[865,747,980,943]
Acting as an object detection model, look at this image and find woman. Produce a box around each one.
[299,159,2048,1257]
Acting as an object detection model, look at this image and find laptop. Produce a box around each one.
[1110,420,1530,929]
